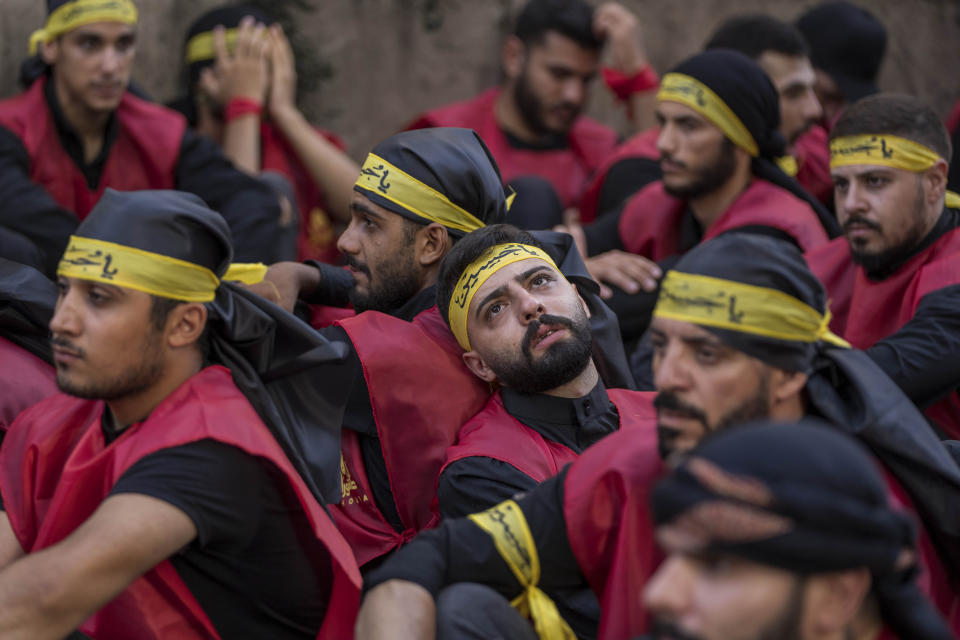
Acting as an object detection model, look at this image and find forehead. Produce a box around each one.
[528,31,599,69]
[755,51,814,90]
[469,257,562,310]
[650,315,722,342]
[829,163,913,181]
[656,100,713,127]
[64,21,137,41]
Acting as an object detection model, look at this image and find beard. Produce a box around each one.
[347,246,422,314]
[662,138,738,199]
[654,374,771,460]
[513,66,580,138]
[485,309,593,394]
[847,179,930,277]
[650,578,806,640]
[52,334,166,401]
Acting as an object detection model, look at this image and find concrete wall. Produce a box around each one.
[3,0,958,159]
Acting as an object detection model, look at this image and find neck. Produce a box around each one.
[689,163,752,230]
[105,354,203,430]
[53,74,111,162]
[494,84,546,145]
[194,100,224,144]
[545,359,599,399]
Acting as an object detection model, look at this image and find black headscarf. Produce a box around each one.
[355,128,509,237]
[0,258,57,363]
[666,50,841,238]
[71,189,352,504]
[652,420,953,640]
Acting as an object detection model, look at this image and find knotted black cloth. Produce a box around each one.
[74,189,352,504]
[0,258,57,363]
[670,233,960,576]
[356,128,509,236]
[652,420,953,640]
[669,50,841,238]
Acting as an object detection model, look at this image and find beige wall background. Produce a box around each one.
[2,0,958,159]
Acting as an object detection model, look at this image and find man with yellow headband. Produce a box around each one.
[0,0,285,277]
[259,127,634,569]
[356,233,960,639]
[574,50,838,347]
[807,93,960,441]
[0,189,361,638]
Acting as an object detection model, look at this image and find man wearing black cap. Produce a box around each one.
[807,93,960,441]
[0,0,285,277]
[0,189,361,638]
[573,50,837,343]
[260,127,634,568]
[169,4,360,267]
[407,0,654,228]
[356,233,960,639]
[796,0,887,128]
[644,421,953,640]
[0,259,58,434]
[580,14,831,222]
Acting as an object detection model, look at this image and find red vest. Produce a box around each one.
[618,178,830,261]
[0,337,57,431]
[0,366,361,640]
[807,229,960,438]
[562,419,663,640]
[407,88,618,209]
[579,128,660,223]
[792,125,833,206]
[440,389,657,485]
[331,307,490,566]
[0,78,184,220]
[260,122,344,264]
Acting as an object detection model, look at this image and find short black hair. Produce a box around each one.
[436,224,547,328]
[831,93,952,162]
[513,0,603,50]
[705,14,809,59]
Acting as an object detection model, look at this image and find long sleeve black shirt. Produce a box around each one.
[0,78,283,274]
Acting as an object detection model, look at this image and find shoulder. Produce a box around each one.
[409,88,499,128]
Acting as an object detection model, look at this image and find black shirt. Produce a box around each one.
[365,467,599,639]
[864,208,960,414]
[0,78,283,274]
[437,381,618,519]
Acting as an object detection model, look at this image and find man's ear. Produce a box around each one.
[462,351,498,384]
[770,368,808,405]
[501,36,526,81]
[804,569,872,635]
[416,222,451,268]
[39,39,59,65]
[923,159,948,207]
[166,303,207,350]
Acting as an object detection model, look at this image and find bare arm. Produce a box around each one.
[0,514,24,572]
[356,580,436,640]
[593,2,658,132]
[267,26,360,225]
[0,493,196,639]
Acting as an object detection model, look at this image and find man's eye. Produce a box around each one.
[531,274,551,287]
[866,175,889,188]
[485,303,503,319]
[696,348,718,364]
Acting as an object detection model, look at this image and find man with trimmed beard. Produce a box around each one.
[433,224,655,520]
[806,93,960,440]
[257,128,634,569]
[576,50,836,338]
[355,233,960,640]
[0,0,284,274]
[407,0,654,228]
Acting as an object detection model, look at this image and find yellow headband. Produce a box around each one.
[29,0,138,55]
[653,271,850,348]
[57,235,266,302]
[185,27,238,64]
[657,73,759,157]
[355,154,486,235]
[448,243,559,351]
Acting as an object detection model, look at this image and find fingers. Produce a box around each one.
[213,25,230,66]
[587,251,663,294]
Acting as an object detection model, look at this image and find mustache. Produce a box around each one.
[649,620,706,640]
[653,391,709,423]
[842,216,882,233]
[50,336,84,358]
[659,153,687,169]
[343,255,371,278]
[521,313,575,354]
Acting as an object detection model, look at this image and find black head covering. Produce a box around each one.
[665,232,829,373]
[796,1,886,103]
[666,50,841,238]
[0,258,57,363]
[652,420,953,640]
[73,189,351,504]
[356,128,509,236]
